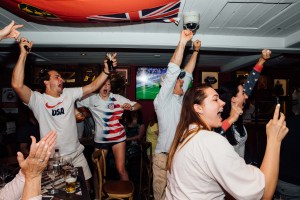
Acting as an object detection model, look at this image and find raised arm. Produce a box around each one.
[82,53,117,97]
[260,104,288,199]
[170,30,193,66]
[11,37,33,104]
[184,40,201,74]
[243,49,271,98]
[0,20,23,41]
[221,49,271,132]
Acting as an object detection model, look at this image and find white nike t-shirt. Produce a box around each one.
[28,88,82,155]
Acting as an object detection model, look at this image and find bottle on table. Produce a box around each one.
[53,149,61,171]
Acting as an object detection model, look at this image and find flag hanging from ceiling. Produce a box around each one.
[1,0,185,24]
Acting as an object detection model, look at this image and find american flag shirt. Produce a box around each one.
[77,93,136,143]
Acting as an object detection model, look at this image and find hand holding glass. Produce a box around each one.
[106,52,114,71]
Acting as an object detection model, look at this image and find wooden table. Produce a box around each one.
[41,167,90,200]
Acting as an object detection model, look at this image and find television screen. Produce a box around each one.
[136,67,167,100]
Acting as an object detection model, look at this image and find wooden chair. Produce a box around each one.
[139,141,153,200]
[91,149,134,200]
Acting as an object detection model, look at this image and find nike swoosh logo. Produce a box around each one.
[45,101,63,109]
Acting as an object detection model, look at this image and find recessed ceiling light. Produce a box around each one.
[154,54,160,57]
[81,53,86,56]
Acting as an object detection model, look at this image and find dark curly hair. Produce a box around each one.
[38,67,52,92]
[216,81,245,145]
[109,71,127,95]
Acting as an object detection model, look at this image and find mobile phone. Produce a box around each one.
[42,195,54,200]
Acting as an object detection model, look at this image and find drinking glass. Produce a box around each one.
[106,52,114,71]
[0,167,10,187]
[46,160,60,194]
[61,156,73,171]
[64,167,78,193]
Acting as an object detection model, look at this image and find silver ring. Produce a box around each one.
[39,159,44,162]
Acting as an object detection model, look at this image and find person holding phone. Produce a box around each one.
[166,86,288,199]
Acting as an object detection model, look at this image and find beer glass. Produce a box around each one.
[61,155,73,171]
[106,52,114,71]
[64,167,78,193]
[0,167,10,188]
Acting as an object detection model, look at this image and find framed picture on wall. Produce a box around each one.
[115,67,130,85]
[236,71,248,79]
[274,79,288,96]
[201,72,219,89]
[81,65,99,84]
[257,75,270,90]
[2,88,18,103]
[60,71,76,83]
[31,65,79,86]
[31,66,42,84]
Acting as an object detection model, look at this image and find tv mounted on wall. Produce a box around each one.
[136,67,167,100]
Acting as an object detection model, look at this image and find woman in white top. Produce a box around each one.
[166,85,288,200]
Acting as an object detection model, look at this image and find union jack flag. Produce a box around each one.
[87,1,182,24]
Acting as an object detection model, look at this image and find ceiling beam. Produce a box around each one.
[220,53,282,72]
[220,54,261,72]
[285,29,300,47]
[1,32,300,53]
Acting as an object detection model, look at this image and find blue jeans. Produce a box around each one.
[275,179,300,200]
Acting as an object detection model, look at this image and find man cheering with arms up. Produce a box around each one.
[153,30,201,199]
[12,37,117,189]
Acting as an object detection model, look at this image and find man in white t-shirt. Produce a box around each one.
[11,37,117,188]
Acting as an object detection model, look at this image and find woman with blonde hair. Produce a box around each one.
[166,85,288,199]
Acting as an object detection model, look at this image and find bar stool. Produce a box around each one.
[92,149,134,200]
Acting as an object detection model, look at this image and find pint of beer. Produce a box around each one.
[64,168,78,193]
[65,177,77,193]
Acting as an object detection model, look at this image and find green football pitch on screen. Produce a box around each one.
[136,83,160,100]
